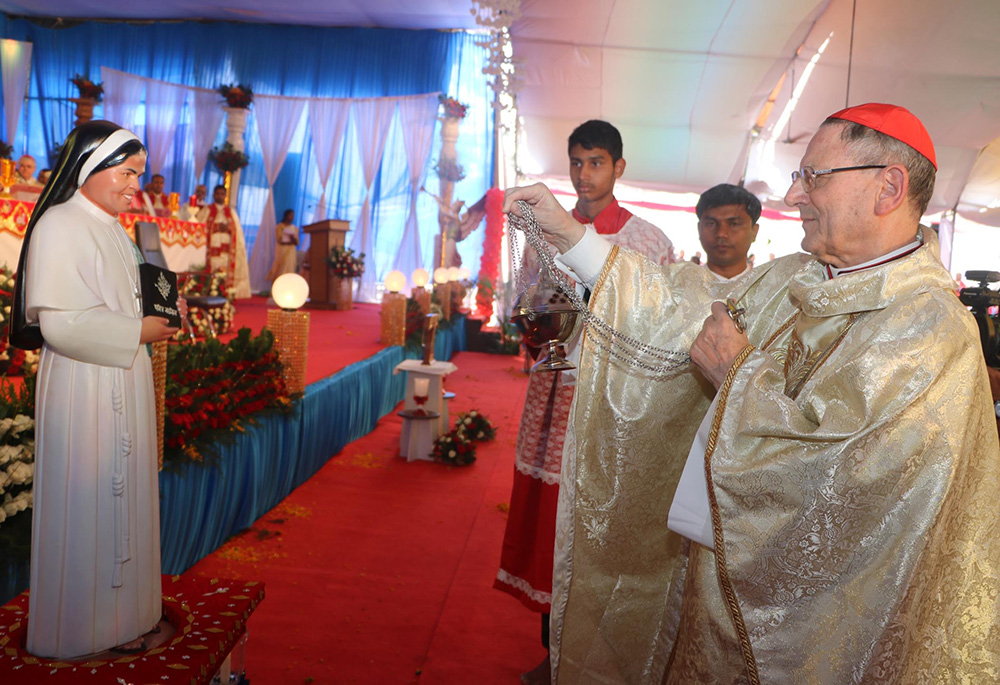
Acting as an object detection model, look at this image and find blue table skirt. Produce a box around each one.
[158,316,466,573]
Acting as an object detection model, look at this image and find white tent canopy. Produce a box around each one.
[512,0,1000,226]
[7,0,1000,224]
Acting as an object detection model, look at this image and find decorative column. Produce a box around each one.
[69,97,96,127]
[223,106,249,208]
[431,96,469,269]
[269,274,311,396]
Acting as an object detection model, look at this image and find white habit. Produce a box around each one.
[25,191,161,658]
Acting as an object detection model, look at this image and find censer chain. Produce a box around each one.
[507,200,690,375]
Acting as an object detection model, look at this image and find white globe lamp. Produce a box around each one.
[272,273,309,310]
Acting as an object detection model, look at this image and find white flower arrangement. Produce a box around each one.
[0,489,31,524]
[454,409,496,442]
[176,271,236,340]
[0,413,34,528]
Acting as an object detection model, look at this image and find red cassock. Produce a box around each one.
[495,199,672,613]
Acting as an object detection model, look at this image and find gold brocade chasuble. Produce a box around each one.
[556,232,1000,684]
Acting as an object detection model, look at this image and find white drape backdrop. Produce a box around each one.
[144,79,188,175]
[103,68,228,181]
[191,89,226,181]
[0,39,31,149]
[397,94,441,282]
[101,68,146,136]
[349,97,398,300]
[308,98,351,225]
[90,69,443,297]
[247,95,308,293]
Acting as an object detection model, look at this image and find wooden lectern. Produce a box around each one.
[304,219,350,308]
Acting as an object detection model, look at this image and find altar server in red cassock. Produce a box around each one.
[494,120,673,684]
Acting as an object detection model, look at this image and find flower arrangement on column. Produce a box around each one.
[327,246,365,311]
[218,83,254,206]
[218,83,254,109]
[208,142,250,205]
[69,74,103,126]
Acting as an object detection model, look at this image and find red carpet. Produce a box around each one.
[189,350,545,684]
[224,297,385,384]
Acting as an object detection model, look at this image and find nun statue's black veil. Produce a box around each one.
[10,120,145,350]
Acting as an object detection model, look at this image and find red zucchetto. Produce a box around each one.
[828,102,937,170]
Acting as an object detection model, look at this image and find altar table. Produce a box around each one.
[0,198,208,273]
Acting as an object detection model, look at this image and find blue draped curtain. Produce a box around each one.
[0,18,493,280]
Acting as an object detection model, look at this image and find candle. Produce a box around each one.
[413,377,430,398]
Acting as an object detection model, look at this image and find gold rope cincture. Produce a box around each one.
[703,342,760,685]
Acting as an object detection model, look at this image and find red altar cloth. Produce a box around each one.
[0,198,207,272]
[0,198,206,246]
[0,574,264,684]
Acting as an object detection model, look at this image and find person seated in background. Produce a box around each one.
[267,208,300,283]
[15,155,43,187]
[37,169,51,185]
[131,173,170,217]
[181,184,207,221]
[695,183,759,281]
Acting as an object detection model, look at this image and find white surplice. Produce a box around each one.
[24,191,161,659]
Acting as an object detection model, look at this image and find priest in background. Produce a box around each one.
[181,183,207,221]
[15,155,42,187]
[131,173,170,217]
[197,184,251,299]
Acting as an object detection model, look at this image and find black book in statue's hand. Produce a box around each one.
[138,263,181,328]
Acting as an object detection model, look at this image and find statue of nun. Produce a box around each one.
[11,120,181,658]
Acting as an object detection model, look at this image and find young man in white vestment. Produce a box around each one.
[10,120,184,659]
[695,183,760,282]
[504,103,1000,683]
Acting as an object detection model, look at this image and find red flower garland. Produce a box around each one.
[476,187,505,317]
